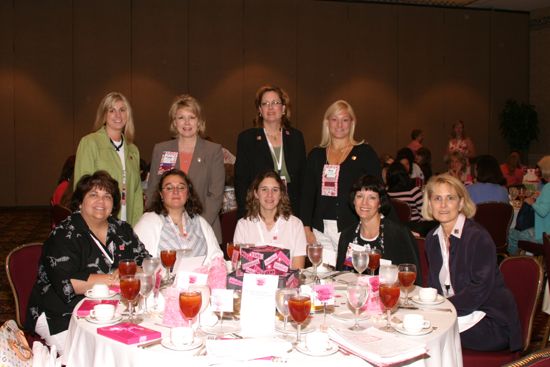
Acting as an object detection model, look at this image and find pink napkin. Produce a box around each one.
[76,300,119,317]
[358,276,383,315]
[109,285,121,294]
[161,287,189,327]
[208,255,227,290]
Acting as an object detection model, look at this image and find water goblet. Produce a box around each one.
[179,290,202,343]
[136,273,154,316]
[118,258,137,276]
[288,294,311,345]
[352,249,369,277]
[398,263,417,306]
[120,274,141,323]
[307,244,323,283]
[142,257,161,276]
[160,249,177,284]
[275,288,298,340]
[367,248,381,275]
[346,283,368,331]
[379,265,400,331]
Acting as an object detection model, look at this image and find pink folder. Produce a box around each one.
[97,323,162,344]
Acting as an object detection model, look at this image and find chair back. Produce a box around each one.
[390,198,411,223]
[415,237,429,287]
[500,256,543,352]
[503,346,550,367]
[474,202,514,253]
[220,210,238,244]
[50,204,71,229]
[5,243,43,328]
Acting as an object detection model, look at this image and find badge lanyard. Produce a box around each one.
[264,129,284,175]
[255,217,280,244]
[88,232,114,265]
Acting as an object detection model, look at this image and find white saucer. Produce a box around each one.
[392,323,433,336]
[295,341,338,356]
[275,321,314,334]
[331,310,369,322]
[161,338,203,351]
[85,290,117,299]
[85,315,122,325]
[411,295,445,305]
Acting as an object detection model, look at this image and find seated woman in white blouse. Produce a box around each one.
[134,169,223,267]
[233,170,307,269]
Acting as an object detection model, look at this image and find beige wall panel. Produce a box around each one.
[490,12,529,161]
[242,0,298,140]
[398,6,447,165]
[296,0,351,151]
[347,3,398,158]
[0,1,15,206]
[132,0,189,162]
[14,1,73,206]
[73,1,132,146]
[188,0,243,154]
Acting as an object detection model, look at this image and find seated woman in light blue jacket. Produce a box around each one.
[467,155,509,205]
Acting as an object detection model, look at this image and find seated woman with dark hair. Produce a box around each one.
[134,169,223,266]
[467,154,509,205]
[396,147,424,185]
[27,171,150,353]
[233,170,307,269]
[386,161,423,222]
[336,175,421,281]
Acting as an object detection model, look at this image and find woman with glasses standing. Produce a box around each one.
[300,100,381,267]
[146,95,225,243]
[135,169,223,265]
[234,85,306,218]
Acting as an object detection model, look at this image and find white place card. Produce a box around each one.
[175,271,208,289]
[211,289,234,313]
[240,274,279,337]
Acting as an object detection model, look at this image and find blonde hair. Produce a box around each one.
[538,156,550,181]
[319,100,364,148]
[421,173,476,220]
[168,95,206,137]
[93,92,135,143]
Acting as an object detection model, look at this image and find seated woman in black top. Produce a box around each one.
[26,171,149,353]
[336,175,421,283]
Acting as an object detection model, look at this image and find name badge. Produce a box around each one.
[158,151,178,175]
[321,164,340,197]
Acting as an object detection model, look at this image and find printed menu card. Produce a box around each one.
[240,273,279,337]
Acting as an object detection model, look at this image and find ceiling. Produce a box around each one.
[339,0,550,12]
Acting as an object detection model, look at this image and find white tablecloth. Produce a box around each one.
[63,286,462,367]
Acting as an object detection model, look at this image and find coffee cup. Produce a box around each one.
[171,326,193,346]
[418,287,437,302]
[403,314,430,333]
[306,332,330,354]
[89,304,115,322]
[86,283,110,298]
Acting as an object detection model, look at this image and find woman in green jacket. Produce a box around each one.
[74,92,143,225]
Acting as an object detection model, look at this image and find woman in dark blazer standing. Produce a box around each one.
[146,95,225,243]
[234,85,306,218]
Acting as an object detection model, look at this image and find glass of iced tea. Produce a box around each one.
[379,265,400,331]
[398,263,417,306]
[367,248,381,275]
[118,258,137,276]
[160,249,177,284]
[288,294,311,344]
[120,274,141,323]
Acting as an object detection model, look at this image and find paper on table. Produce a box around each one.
[175,271,208,289]
[240,273,279,337]
[205,338,291,362]
[328,327,427,366]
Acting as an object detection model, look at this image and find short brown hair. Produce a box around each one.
[71,171,121,216]
[421,173,476,220]
[147,169,203,217]
[245,170,292,221]
[253,85,292,128]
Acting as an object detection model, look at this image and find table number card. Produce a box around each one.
[175,271,208,289]
[240,273,279,337]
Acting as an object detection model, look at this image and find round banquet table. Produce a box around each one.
[62,285,462,367]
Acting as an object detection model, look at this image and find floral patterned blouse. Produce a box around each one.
[26,212,149,334]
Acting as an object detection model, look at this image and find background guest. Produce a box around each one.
[407,128,423,154]
[234,85,306,219]
[508,156,550,255]
[447,151,472,185]
[500,151,525,187]
[421,173,521,352]
[51,155,75,208]
[386,161,423,222]
[233,171,306,269]
[300,100,381,267]
[27,171,149,353]
[336,175,421,281]
[396,147,424,185]
[74,92,143,225]
[146,95,224,243]
[415,147,433,182]
[447,119,476,160]
[467,154,509,204]
[136,169,222,265]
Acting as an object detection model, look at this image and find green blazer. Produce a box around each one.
[74,127,143,225]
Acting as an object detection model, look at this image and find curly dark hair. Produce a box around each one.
[146,169,202,217]
[71,170,121,216]
[245,170,292,221]
[349,175,392,216]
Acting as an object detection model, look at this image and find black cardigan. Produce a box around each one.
[234,127,306,218]
[300,143,381,233]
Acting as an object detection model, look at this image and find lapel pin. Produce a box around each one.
[285,130,290,136]
[197,157,202,163]
[453,229,459,235]
[351,156,357,160]
[256,135,262,141]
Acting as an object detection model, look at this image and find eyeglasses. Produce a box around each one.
[260,100,283,108]
[162,185,187,193]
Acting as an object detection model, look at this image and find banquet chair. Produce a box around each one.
[390,198,411,223]
[50,204,71,229]
[5,243,43,329]
[414,237,429,287]
[503,347,550,367]
[473,202,514,255]
[519,239,544,257]
[220,209,238,260]
[462,256,543,367]
[538,233,550,348]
